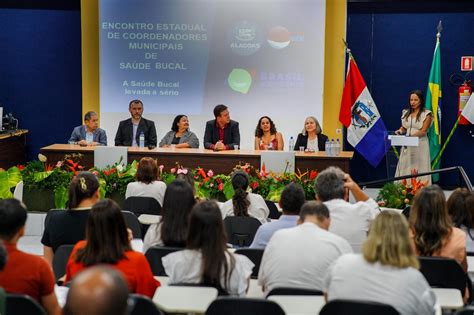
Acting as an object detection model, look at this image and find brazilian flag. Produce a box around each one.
[425,36,442,182]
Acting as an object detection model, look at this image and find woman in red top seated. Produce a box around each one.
[65,199,159,298]
[254,116,284,150]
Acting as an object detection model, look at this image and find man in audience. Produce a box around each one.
[0,199,61,315]
[203,104,240,150]
[115,99,157,147]
[250,183,305,248]
[315,166,380,252]
[258,201,352,294]
[69,111,107,146]
[64,266,129,315]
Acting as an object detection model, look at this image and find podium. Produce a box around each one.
[388,135,419,147]
[385,134,419,178]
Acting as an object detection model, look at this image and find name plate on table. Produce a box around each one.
[388,135,419,147]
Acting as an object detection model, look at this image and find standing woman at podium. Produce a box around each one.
[394,90,433,185]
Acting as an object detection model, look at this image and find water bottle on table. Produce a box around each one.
[288,136,295,151]
[139,132,145,148]
[328,139,334,156]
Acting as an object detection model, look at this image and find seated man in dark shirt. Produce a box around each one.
[203,104,240,150]
[114,99,157,147]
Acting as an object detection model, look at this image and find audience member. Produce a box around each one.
[325,211,437,315]
[115,99,157,147]
[315,167,379,252]
[250,183,305,248]
[42,171,100,265]
[203,104,240,150]
[159,114,199,148]
[63,266,129,315]
[259,201,352,294]
[125,157,167,206]
[175,168,197,196]
[65,199,159,298]
[447,188,474,253]
[143,180,196,253]
[0,241,6,270]
[294,116,328,152]
[254,116,284,150]
[162,201,254,296]
[410,185,468,271]
[220,171,269,224]
[68,111,107,146]
[0,199,61,315]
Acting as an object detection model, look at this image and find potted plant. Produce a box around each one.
[91,159,138,207]
[21,154,84,211]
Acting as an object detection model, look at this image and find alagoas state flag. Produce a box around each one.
[340,54,389,168]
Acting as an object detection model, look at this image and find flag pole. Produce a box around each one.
[432,114,461,169]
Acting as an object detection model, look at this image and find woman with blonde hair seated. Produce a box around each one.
[324,211,437,314]
[294,116,328,152]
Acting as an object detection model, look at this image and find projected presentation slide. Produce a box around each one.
[100,0,326,118]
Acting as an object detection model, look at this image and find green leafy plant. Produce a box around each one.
[11,157,319,208]
[21,154,84,208]
[376,175,426,209]
[91,159,138,197]
[0,166,22,199]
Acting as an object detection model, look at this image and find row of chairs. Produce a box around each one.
[5,291,397,315]
[52,245,264,281]
[144,246,264,278]
[125,196,275,246]
[124,196,281,219]
[53,242,469,298]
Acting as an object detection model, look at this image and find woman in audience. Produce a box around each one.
[410,185,468,272]
[159,114,199,148]
[65,199,159,298]
[125,157,167,206]
[162,201,254,296]
[41,171,100,265]
[143,180,196,253]
[220,171,269,224]
[254,116,284,150]
[447,188,474,253]
[324,211,437,314]
[175,168,197,196]
[294,116,328,152]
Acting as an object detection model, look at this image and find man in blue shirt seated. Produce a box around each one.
[203,104,240,150]
[69,111,107,146]
[250,183,306,248]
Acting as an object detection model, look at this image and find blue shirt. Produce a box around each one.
[132,123,139,147]
[250,215,299,249]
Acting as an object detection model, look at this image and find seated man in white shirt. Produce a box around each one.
[258,201,352,295]
[314,167,380,253]
[249,183,305,248]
